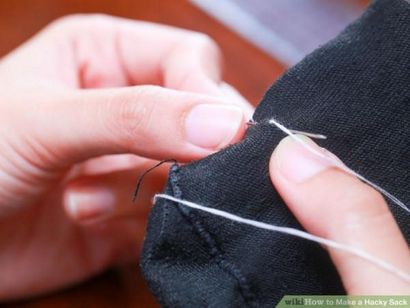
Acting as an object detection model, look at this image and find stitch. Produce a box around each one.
[166,166,230,304]
[140,253,166,305]
[168,163,257,307]
[138,161,176,306]
[158,202,169,242]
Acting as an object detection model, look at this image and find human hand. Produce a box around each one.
[0,15,252,300]
[269,136,410,294]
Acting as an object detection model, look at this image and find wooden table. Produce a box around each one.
[0,1,284,306]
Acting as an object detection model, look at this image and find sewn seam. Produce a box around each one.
[169,164,256,307]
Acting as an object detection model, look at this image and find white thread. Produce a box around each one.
[288,129,327,140]
[267,118,410,214]
[155,193,410,283]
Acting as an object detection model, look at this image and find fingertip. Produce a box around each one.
[269,136,292,175]
[184,104,247,151]
[269,137,410,294]
[63,184,116,224]
[269,135,333,185]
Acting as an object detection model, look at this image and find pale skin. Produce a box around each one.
[0,14,408,301]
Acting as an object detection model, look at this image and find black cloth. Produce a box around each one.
[141,0,410,306]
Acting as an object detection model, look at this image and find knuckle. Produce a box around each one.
[106,86,159,149]
[191,33,215,46]
[76,13,116,29]
[46,14,86,32]
[46,14,114,34]
[190,33,221,53]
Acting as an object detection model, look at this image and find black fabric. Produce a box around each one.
[141,0,410,306]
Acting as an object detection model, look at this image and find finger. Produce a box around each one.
[159,31,222,94]
[16,15,223,93]
[63,161,168,224]
[269,136,410,294]
[72,83,254,176]
[71,154,147,177]
[24,86,246,168]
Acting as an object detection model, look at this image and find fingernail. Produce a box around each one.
[272,135,335,183]
[185,104,244,149]
[66,187,115,221]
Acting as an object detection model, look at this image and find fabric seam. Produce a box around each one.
[168,164,256,307]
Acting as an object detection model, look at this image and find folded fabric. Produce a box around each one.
[141,0,410,306]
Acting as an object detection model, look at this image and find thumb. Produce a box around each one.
[269,136,410,294]
[27,85,246,168]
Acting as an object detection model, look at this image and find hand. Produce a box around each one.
[269,136,410,294]
[0,14,252,300]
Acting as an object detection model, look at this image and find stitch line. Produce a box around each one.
[168,164,256,307]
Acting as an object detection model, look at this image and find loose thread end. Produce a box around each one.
[132,159,177,203]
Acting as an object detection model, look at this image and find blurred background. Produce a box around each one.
[0,0,368,105]
[0,1,368,307]
[193,0,368,66]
